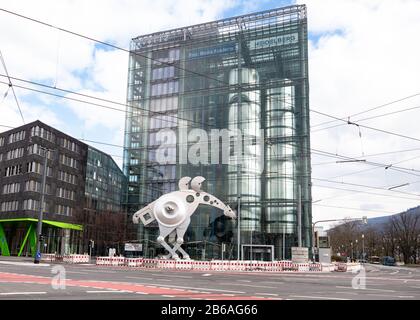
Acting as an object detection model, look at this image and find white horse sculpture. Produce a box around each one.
[132,176,236,260]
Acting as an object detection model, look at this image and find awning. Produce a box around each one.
[0,218,83,231]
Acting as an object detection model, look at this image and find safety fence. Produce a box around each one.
[95,258,327,273]
[41,254,89,264]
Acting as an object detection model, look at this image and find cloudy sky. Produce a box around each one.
[0,0,419,227]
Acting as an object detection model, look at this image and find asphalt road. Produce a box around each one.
[0,257,419,300]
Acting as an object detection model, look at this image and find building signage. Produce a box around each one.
[187,42,237,59]
[249,33,299,50]
[137,31,185,48]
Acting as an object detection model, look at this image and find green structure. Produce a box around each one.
[0,218,82,257]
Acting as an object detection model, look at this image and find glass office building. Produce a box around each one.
[124,5,312,260]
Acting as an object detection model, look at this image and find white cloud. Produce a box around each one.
[297,0,420,226]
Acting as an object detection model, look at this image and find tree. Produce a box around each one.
[389,211,419,264]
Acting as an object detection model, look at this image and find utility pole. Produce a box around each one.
[282,223,286,260]
[237,196,241,260]
[297,184,302,248]
[34,147,48,264]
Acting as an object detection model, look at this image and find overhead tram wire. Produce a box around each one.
[312,204,397,215]
[0,8,247,91]
[312,178,420,198]
[312,104,420,133]
[310,109,420,144]
[0,51,25,124]
[312,184,420,202]
[311,92,420,129]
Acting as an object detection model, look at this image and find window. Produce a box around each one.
[150,96,178,113]
[6,147,24,160]
[30,126,55,143]
[4,165,22,177]
[0,201,19,212]
[151,81,179,97]
[26,161,41,174]
[27,144,53,159]
[152,66,175,81]
[56,204,73,216]
[2,183,20,194]
[59,154,78,169]
[0,136,4,147]
[8,130,26,144]
[61,138,79,153]
[56,187,75,201]
[58,171,76,184]
[25,180,41,192]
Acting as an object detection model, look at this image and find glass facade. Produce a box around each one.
[124,5,312,260]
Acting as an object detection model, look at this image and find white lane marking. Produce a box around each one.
[409,286,420,289]
[398,296,414,298]
[237,280,252,283]
[125,276,153,281]
[335,292,358,296]
[409,272,413,275]
[202,274,212,277]
[291,295,350,300]
[86,291,128,294]
[0,292,47,295]
[145,284,245,294]
[255,293,279,297]
[336,286,396,293]
[162,295,175,298]
[156,275,193,279]
[0,261,50,267]
[226,283,278,289]
[66,271,89,275]
[155,279,172,282]
[390,270,399,275]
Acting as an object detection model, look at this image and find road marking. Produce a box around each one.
[255,293,279,297]
[390,270,399,275]
[398,296,414,298]
[66,271,89,275]
[86,291,128,294]
[335,292,358,296]
[0,261,50,267]
[336,286,396,293]
[0,291,47,295]
[143,284,246,294]
[162,295,175,298]
[237,280,252,283]
[125,276,153,281]
[291,295,350,300]
[156,275,193,279]
[409,286,420,289]
[202,274,212,277]
[226,283,278,289]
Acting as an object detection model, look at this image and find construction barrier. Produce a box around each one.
[41,254,57,262]
[93,257,331,273]
[63,254,90,264]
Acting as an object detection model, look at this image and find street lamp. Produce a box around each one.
[34,145,53,264]
[361,234,365,262]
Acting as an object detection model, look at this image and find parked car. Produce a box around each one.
[382,256,396,266]
[369,256,381,264]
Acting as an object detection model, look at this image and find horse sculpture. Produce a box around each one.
[132,176,236,260]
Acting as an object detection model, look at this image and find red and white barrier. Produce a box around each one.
[93,257,331,273]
